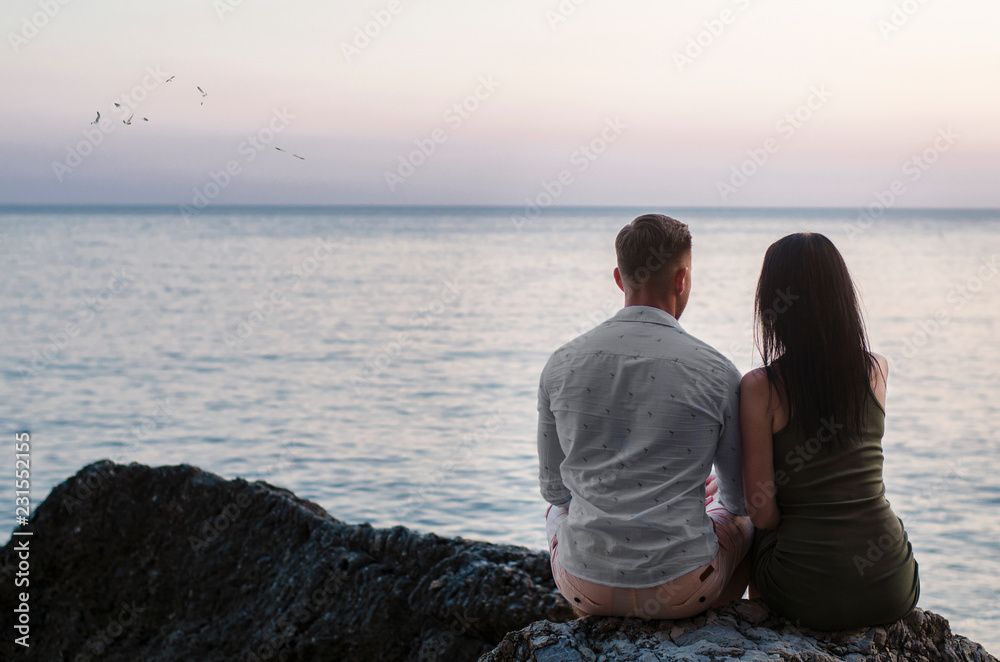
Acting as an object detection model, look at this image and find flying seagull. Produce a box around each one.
[142,117,149,122]
[276,147,305,160]
[166,76,175,82]
[91,111,100,125]
[123,114,134,125]
[114,103,121,109]
[197,86,207,105]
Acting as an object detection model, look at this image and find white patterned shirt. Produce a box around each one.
[537,305,746,588]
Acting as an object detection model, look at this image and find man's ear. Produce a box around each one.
[614,267,626,293]
[674,267,688,295]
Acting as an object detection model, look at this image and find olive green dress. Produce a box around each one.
[750,392,919,630]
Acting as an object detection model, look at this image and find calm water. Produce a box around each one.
[1,206,998,651]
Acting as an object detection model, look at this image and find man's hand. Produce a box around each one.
[705,473,719,505]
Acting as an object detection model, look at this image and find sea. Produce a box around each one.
[1,206,998,652]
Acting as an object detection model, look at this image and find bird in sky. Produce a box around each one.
[166,76,175,82]
[197,86,207,105]
[276,147,305,160]
[123,114,134,125]
[91,112,100,125]
[142,117,149,122]
[114,103,121,109]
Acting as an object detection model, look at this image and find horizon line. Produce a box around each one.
[1,203,998,213]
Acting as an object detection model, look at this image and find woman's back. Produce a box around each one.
[750,389,920,630]
[742,232,919,630]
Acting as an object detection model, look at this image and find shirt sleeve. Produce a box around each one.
[537,369,571,507]
[713,368,747,516]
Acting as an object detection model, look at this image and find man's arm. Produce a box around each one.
[713,368,748,516]
[537,376,571,507]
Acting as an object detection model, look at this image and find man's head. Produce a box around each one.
[613,214,693,318]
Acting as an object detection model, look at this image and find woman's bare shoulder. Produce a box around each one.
[870,352,889,380]
[741,366,769,387]
[741,367,788,429]
[869,352,889,409]
[740,367,772,402]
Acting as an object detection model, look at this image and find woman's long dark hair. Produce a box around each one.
[754,233,879,444]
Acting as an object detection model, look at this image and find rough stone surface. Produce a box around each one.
[1,461,995,662]
[480,603,998,662]
[0,461,573,661]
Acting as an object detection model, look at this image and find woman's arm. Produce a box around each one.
[740,369,781,530]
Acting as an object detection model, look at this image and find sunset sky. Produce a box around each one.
[2,0,998,207]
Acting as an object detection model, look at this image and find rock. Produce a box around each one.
[0,461,573,661]
[1,461,995,662]
[480,603,998,662]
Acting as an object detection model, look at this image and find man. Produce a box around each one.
[537,213,752,618]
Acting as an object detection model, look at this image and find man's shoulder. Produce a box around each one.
[541,320,614,374]
[552,328,601,357]
[679,331,741,381]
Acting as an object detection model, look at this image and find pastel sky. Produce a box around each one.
[2,0,998,207]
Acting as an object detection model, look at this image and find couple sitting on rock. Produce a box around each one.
[537,214,919,630]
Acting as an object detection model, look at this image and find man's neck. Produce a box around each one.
[622,296,679,319]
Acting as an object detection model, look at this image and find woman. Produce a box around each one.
[740,232,919,630]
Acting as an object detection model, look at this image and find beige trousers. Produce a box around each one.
[547,499,753,619]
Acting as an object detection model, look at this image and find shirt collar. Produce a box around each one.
[611,305,681,329]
